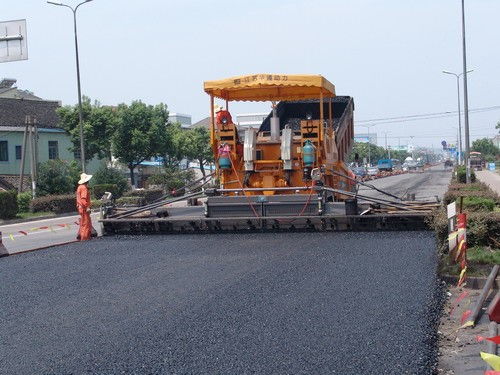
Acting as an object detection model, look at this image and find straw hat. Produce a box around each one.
[214,104,223,113]
[78,173,93,185]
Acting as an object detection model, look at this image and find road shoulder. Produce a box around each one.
[476,170,500,195]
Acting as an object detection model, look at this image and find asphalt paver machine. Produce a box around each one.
[204,73,355,218]
[101,74,437,234]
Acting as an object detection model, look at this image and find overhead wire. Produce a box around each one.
[356,105,500,125]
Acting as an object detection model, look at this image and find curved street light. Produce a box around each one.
[47,0,94,172]
[442,69,474,165]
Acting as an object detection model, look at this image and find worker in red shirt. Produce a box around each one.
[215,105,233,127]
[76,173,93,241]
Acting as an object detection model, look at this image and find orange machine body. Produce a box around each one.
[204,74,355,200]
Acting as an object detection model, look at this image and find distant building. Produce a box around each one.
[190,117,210,129]
[169,112,192,129]
[0,78,101,191]
[354,132,377,145]
[236,113,267,129]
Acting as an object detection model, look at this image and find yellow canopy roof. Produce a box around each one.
[204,74,335,101]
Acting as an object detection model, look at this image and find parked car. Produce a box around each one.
[377,159,393,172]
[405,161,417,170]
[351,167,367,177]
[366,166,378,176]
[391,159,402,170]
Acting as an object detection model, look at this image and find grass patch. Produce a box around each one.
[467,246,500,265]
[461,185,483,191]
[16,211,55,220]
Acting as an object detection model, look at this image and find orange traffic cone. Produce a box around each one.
[0,231,9,258]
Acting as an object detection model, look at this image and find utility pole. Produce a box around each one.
[461,0,472,183]
[18,116,30,193]
[18,115,38,196]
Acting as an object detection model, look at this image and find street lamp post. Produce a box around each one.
[442,69,473,165]
[461,0,472,183]
[357,124,376,166]
[47,0,93,173]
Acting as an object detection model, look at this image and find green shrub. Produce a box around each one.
[462,196,496,211]
[91,199,101,208]
[0,190,18,219]
[123,189,163,203]
[37,160,80,197]
[467,215,490,247]
[456,165,476,183]
[147,168,196,193]
[17,192,32,213]
[91,165,128,198]
[92,184,119,200]
[115,196,145,207]
[443,190,499,206]
[428,210,500,249]
[31,194,76,214]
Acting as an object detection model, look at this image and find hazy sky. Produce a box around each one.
[1,0,499,148]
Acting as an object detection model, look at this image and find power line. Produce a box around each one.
[356,105,500,125]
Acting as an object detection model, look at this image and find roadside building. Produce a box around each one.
[190,116,209,129]
[0,79,100,191]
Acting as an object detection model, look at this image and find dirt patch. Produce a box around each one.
[437,285,495,374]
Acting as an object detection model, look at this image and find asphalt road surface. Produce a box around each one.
[358,164,452,202]
[0,232,442,374]
[0,213,102,254]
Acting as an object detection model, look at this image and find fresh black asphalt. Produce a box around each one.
[0,232,442,374]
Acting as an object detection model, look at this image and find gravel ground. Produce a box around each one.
[0,232,442,374]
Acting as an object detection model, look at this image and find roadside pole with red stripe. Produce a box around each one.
[0,231,9,258]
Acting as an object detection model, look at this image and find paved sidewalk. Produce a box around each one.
[476,170,500,194]
[0,213,101,255]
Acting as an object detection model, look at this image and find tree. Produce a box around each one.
[390,149,410,162]
[37,160,80,196]
[147,168,196,192]
[348,142,386,164]
[471,138,499,157]
[496,121,500,133]
[91,164,129,197]
[184,127,213,176]
[163,122,188,169]
[57,96,118,164]
[112,101,169,186]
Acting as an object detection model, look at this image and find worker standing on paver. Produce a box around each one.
[215,105,233,128]
[76,173,93,241]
